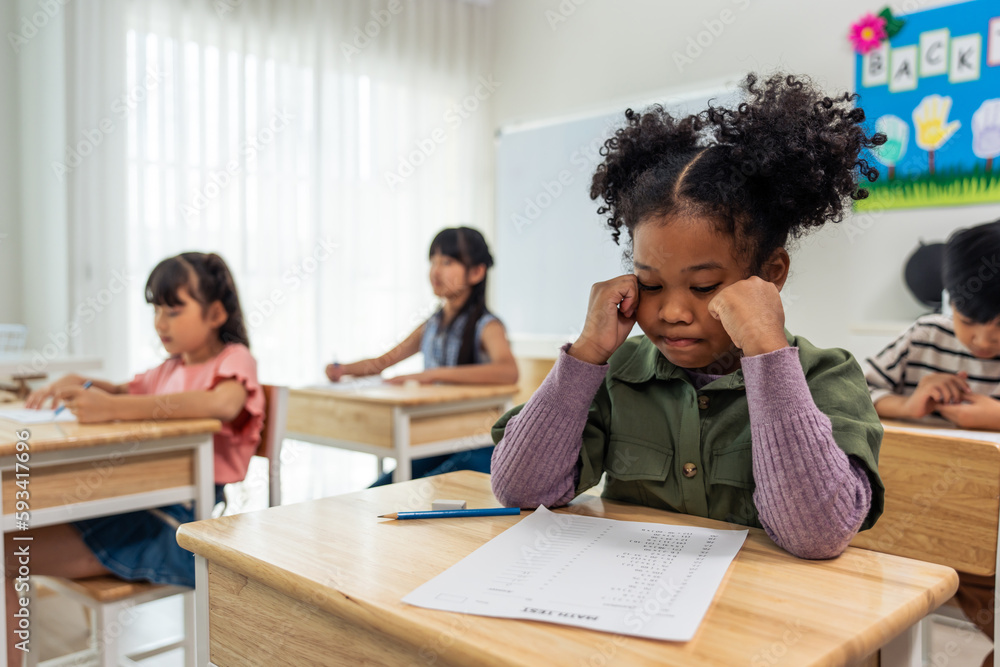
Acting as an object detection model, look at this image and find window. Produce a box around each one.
[121,1,493,387]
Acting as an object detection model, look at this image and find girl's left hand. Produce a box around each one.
[707,277,789,357]
[55,385,118,423]
[385,371,435,386]
[935,393,1000,430]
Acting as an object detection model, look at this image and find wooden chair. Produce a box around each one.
[26,578,194,667]
[850,423,1000,667]
[254,384,288,507]
[30,384,289,667]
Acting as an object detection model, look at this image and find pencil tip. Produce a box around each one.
[378,513,396,519]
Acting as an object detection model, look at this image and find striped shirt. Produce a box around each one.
[864,313,1000,405]
[421,308,497,368]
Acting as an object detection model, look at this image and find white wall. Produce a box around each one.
[0,1,69,356]
[15,0,69,354]
[0,0,22,326]
[490,0,1000,360]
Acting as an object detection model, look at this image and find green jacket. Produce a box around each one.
[493,334,884,531]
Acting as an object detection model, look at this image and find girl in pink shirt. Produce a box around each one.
[9,252,262,662]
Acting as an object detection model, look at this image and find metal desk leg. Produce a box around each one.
[392,407,411,482]
[881,622,922,667]
[193,436,214,666]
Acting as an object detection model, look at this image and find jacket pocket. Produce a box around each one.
[709,439,758,526]
[709,439,754,489]
[604,435,673,481]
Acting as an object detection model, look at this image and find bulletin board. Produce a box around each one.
[854,0,1000,210]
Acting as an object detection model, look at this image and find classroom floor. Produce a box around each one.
[32,441,995,666]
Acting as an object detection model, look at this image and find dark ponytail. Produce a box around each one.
[429,227,494,365]
[145,252,251,349]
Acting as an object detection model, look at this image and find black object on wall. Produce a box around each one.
[903,242,945,310]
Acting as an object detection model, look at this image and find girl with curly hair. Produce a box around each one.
[490,73,888,559]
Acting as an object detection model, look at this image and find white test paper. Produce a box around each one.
[302,377,386,392]
[403,506,747,641]
[890,424,1000,445]
[0,408,76,424]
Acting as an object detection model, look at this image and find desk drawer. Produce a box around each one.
[410,406,504,446]
[287,392,393,448]
[3,450,195,511]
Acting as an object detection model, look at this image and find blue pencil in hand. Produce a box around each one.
[53,380,93,418]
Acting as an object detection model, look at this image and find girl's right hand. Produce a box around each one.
[325,363,344,382]
[569,275,639,365]
[25,374,87,409]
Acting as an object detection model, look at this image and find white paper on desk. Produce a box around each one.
[889,424,1000,445]
[0,408,76,424]
[402,506,747,641]
[302,377,386,392]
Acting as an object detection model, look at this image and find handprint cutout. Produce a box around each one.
[912,95,961,175]
[873,115,909,180]
[972,99,1000,172]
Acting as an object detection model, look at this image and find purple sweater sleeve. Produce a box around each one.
[742,347,872,559]
[490,345,607,508]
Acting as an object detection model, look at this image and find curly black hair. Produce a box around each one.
[590,72,886,273]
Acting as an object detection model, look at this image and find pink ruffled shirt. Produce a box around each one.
[128,343,265,484]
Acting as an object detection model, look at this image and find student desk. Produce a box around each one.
[853,419,1000,575]
[286,384,518,481]
[177,470,957,667]
[0,416,220,667]
[851,420,1000,666]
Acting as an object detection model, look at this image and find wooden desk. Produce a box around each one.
[0,416,220,667]
[852,420,1000,575]
[286,384,517,481]
[178,471,958,667]
[851,420,1000,666]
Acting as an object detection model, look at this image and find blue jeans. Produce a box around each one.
[370,445,495,487]
[74,485,226,588]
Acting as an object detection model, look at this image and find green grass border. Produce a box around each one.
[855,169,1000,211]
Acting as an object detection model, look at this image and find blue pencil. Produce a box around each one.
[53,380,92,418]
[378,507,521,520]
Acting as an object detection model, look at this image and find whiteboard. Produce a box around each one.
[493,85,738,354]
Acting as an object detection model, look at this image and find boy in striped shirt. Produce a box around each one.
[865,218,1000,667]
[866,220,1000,427]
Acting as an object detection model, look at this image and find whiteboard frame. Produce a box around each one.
[496,75,741,138]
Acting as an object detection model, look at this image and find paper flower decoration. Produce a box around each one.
[912,95,961,175]
[849,8,903,55]
[872,115,909,180]
[850,13,887,54]
[972,99,1000,172]
[877,8,905,39]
